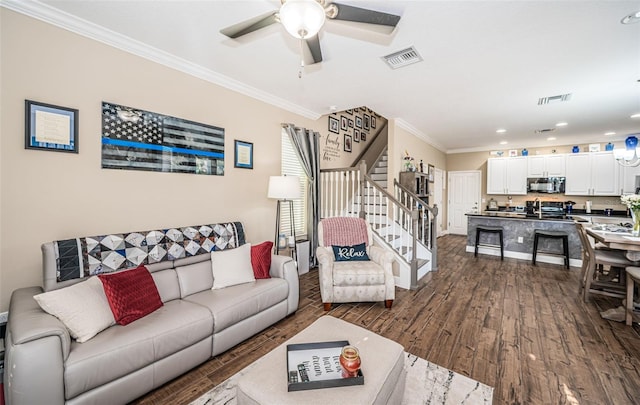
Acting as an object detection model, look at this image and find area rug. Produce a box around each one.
[190,352,493,405]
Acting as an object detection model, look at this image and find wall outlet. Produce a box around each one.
[517,236,524,243]
[0,311,7,324]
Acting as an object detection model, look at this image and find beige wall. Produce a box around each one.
[388,121,447,220]
[447,144,629,212]
[0,10,322,311]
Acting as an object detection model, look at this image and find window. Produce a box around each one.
[281,129,307,237]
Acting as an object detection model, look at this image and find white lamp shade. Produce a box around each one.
[268,176,301,199]
[279,0,326,39]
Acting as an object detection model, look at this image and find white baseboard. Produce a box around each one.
[465,245,582,267]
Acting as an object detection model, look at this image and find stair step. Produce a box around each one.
[370,173,386,180]
[372,167,387,174]
[416,258,429,268]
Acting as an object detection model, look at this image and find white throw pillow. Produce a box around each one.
[211,243,256,289]
[34,276,115,343]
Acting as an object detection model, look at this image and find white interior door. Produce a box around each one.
[433,168,445,237]
[448,170,481,235]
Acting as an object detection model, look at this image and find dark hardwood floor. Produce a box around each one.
[134,235,640,405]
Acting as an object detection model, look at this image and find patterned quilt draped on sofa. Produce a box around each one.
[53,222,245,282]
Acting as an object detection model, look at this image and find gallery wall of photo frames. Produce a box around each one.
[328,106,382,153]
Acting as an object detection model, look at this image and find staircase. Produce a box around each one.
[320,160,437,289]
[368,149,388,189]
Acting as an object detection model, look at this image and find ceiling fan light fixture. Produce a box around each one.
[279,0,326,39]
[621,10,640,24]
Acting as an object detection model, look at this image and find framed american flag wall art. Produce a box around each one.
[101,102,225,175]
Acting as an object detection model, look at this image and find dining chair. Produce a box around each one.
[625,266,640,325]
[576,223,636,302]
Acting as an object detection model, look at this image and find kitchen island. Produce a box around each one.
[466,212,584,266]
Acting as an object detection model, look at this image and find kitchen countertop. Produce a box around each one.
[467,211,632,222]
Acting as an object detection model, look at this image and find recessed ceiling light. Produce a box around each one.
[547,137,556,141]
[631,113,640,118]
[555,122,568,127]
[604,131,616,136]
[496,129,507,134]
[621,10,640,24]
[499,141,508,145]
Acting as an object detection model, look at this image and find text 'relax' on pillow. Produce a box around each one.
[211,243,256,289]
[332,243,370,262]
[99,265,163,326]
[251,241,273,279]
[34,276,115,343]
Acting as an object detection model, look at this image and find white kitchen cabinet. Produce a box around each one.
[526,154,566,177]
[487,157,527,195]
[565,152,620,196]
[621,165,640,194]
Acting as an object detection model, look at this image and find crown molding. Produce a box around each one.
[394,118,447,153]
[0,0,322,121]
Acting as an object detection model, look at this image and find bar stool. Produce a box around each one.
[475,225,504,260]
[532,229,569,269]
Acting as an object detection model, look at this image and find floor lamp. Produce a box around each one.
[268,175,301,255]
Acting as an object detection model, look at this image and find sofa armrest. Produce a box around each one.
[4,287,69,405]
[316,246,335,304]
[369,246,394,267]
[270,255,299,315]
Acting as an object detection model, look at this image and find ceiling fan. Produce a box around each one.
[220,0,401,66]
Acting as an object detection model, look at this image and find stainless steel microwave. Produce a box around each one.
[527,177,565,193]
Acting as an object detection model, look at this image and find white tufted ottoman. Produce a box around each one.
[236,316,406,405]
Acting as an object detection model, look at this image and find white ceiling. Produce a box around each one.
[7,0,640,153]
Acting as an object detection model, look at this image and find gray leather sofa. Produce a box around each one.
[3,246,299,405]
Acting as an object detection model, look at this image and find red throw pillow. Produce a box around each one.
[251,241,273,279]
[98,266,163,325]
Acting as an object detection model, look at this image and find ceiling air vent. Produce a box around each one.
[382,46,423,69]
[538,93,572,105]
[534,128,556,134]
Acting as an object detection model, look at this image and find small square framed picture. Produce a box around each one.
[344,134,352,152]
[348,119,354,128]
[361,132,367,141]
[329,116,339,134]
[234,140,253,169]
[25,100,79,153]
[354,129,360,142]
[508,149,518,157]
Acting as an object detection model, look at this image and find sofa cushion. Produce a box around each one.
[63,299,213,399]
[151,269,181,303]
[183,278,288,333]
[175,259,214,297]
[332,261,386,286]
[251,241,273,279]
[210,243,255,289]
[99,266,163,325]
[33,276,115,343]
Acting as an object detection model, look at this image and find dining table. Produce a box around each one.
[584,223,640,323]
[585,224,640,260]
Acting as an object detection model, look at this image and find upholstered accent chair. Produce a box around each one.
[316,217,395,311]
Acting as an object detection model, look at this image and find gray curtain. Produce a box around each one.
[282,123,320,265]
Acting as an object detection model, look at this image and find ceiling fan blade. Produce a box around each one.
[329,2,400,29]
[304,35,323,65]
[220,11,279,39]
